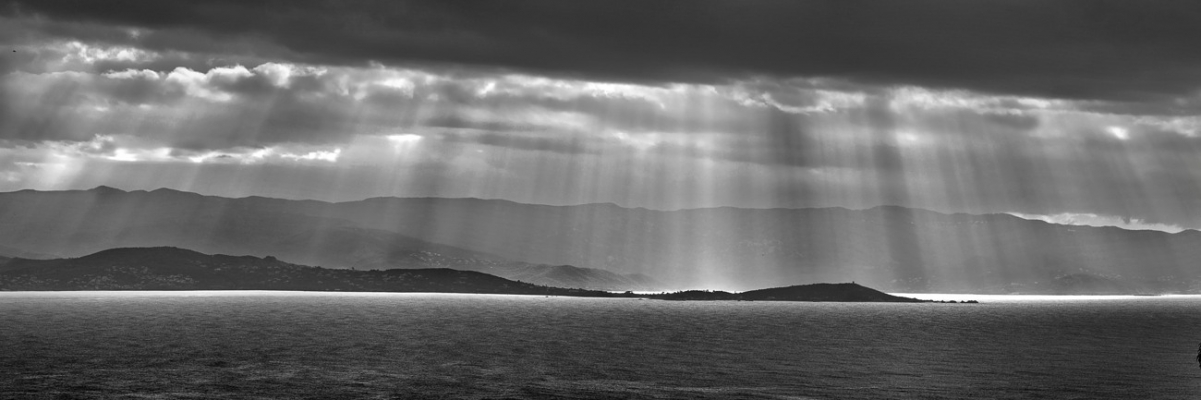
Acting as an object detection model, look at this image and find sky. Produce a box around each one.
[2,0,1201,231]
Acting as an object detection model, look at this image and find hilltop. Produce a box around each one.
[654,283,931,303]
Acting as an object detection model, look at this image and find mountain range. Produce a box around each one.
[0,187,659,291]
[0,187,1198,293]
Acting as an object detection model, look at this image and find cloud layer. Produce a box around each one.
[2,1,1201,230]
[8,0,1201,101]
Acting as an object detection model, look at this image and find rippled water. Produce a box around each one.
[2,292,1199,399]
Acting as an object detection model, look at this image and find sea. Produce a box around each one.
[2,291,1199,399]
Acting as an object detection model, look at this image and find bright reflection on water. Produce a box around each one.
[2,292,1199,399]
[892,293,1196,302]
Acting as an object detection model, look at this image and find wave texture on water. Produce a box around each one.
[2,292,1200,399]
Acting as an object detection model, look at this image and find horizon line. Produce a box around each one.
[0,185,1193,234]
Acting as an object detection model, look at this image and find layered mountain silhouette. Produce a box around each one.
[0,247,603,295]
[0,188,657,291]
[0,187,1198,293]
[0,248,941,305]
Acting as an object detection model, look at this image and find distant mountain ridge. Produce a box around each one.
[0,188,658,291]
[0,247,602,295]
[0,244,55,260]
[0,187,1198,294]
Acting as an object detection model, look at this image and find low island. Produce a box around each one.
[651,283,974,303]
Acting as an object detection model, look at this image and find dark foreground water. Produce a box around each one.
[2,292,1199,399]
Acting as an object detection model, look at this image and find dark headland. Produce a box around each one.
[0,247,972,302]
[0,247,601,296]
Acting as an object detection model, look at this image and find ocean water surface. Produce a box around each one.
[2,291,1199,399]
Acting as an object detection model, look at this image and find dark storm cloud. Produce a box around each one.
[8,0,1201,102]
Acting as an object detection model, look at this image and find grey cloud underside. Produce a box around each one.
[9,0,1201,102]
[0,76,361,149]
[5,63,1201,218]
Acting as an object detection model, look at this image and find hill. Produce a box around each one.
[739,283,924,302]
[654,283,926,302]
[0,247,604,295]
[1,187,1199,293]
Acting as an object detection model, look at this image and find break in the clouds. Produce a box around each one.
[2,1,1201,230]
